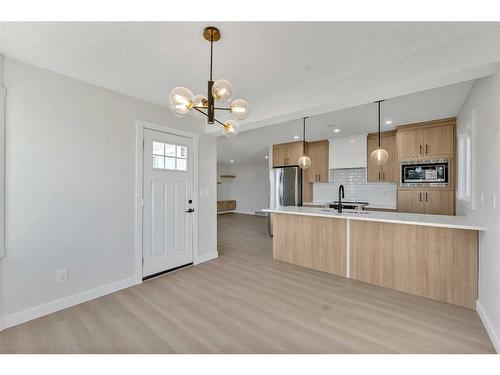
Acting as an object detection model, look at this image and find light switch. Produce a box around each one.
[494,193,497,209]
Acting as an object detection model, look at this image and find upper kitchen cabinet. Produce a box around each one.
[306,140,329,183]
[397,118,455,159]
[329,134,367,170]
[367,130,397,182]
[272,141,304,167]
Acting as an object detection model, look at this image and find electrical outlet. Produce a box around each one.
[56,269,68,284]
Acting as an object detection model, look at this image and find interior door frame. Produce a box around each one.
[135,120,199,281]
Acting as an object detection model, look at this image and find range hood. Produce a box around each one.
[328,134,367,169]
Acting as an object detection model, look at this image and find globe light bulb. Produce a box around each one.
[370,147,389,165]
[230,99,249,120]
[298,155,312,169]
[223,120,239,137]
[169,87,194,117]
[212,79,233,101]
[191,95,208,117]
[193,95,208,108]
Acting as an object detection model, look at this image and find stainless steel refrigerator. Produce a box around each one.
[268,166,302,235]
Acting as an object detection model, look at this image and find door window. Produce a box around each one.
[152,141,188,171]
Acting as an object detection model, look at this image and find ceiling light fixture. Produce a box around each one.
[169,26,249,137]
[370,100,389,165]
[293,135,300,139]
[385,120,393,125]
[265,156,269,159]
[334,129,340,133]
[230,159,234,163]
[298,117,311,169]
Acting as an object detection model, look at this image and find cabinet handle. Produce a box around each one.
[419,192,422,202]
[383,171,385,180]
[419,145,423,155]
[425,192,428,202]
[318,174,321,181]
[425,144,429,154]
[378,171,381,180]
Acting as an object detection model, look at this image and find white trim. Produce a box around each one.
[0,86,5,331]
[0,86,6,258]
[193,251,218,265]
[134,121,200,279]
[3,276,140,330]
[346,219,350,278]
[476,300,499,353]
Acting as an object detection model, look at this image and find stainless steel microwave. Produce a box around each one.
[400,160,449,187]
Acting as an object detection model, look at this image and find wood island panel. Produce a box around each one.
[272,214,346,276]
[349,220,478,309]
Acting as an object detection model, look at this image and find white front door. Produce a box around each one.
[142,128,195,277]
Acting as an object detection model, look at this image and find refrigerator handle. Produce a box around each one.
[279,172,284,206]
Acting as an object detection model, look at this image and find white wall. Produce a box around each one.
[198,135,217,259]
[457,67,500,352]
[217,163,233,201]
[217,162,270,215]
[1,58,217,325]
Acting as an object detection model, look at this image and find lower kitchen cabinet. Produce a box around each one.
[272,214,346,276]
[397,190,454,215]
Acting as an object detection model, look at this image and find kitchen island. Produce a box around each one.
[263,206,485,309]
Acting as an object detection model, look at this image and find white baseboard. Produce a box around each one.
[194,251,218,265]
[2,276,141,330]
[476,300,499,353]
[233,210,257,215]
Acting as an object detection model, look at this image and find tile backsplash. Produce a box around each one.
[312,168,397,209]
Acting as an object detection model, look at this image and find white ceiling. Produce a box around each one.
[217,81,474,164]
[0,22,500,135]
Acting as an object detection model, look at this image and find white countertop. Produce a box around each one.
[263,206,486,231]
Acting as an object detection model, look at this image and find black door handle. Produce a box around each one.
[186,208,195,213]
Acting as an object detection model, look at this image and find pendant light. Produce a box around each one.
[169,26,249,137]
[370,100,389,165]
[298,117,311,169]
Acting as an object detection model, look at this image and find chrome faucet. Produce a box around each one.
[338,185,345,213]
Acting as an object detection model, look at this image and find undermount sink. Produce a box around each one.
[321,209,370,214]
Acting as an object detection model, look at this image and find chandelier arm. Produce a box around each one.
[214,107,231,111]
[193,107,209,117]
[213,117,227,128]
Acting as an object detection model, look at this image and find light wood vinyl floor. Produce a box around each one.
[0,213,495,353]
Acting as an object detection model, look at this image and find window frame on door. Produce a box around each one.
[151,140,189,172]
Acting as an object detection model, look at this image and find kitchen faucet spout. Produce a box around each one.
[338,185,345,213]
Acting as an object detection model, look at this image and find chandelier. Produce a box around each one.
[169,26,249,137]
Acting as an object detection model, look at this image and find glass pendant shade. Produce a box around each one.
[370,147,389,165]
[298,155,311,169]
[212,79,233,101]
[193,94,208,108]
[230,99,249,120]
[223,120,239,137]
[192,95,208,117]
[169,87,194,116]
